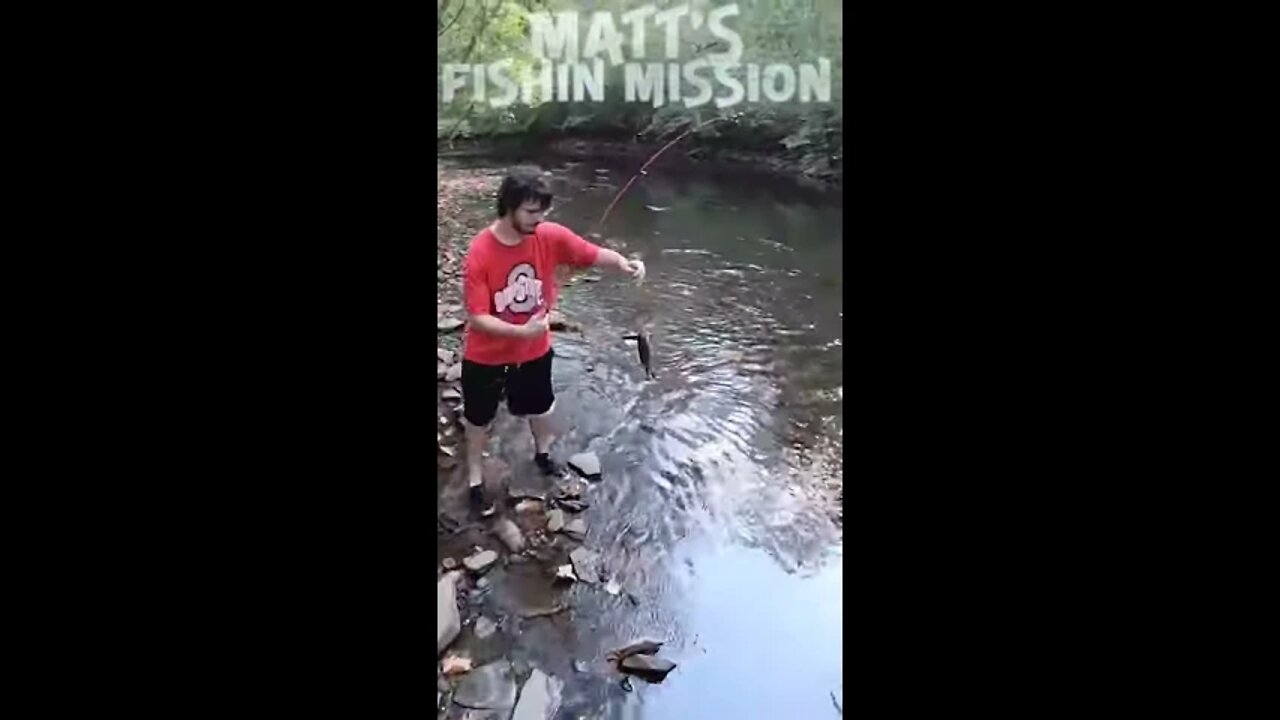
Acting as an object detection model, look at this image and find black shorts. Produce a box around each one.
[461,349,555,427]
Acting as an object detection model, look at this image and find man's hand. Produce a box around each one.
[621,258,646,281]
[518,313,550,339]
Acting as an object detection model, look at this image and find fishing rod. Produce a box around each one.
[586,112,740,380]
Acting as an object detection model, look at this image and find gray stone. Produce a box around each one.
[557,499,588,513]
[442,388,462,402]
[452,660,517,710]
[438,347,456,364]
[445,363,463,382]
[568,452,601,478]
[619,654,677,682]
[546,509,565,533]
[442,557,458,571]
[439,317,465,333]
[492,518,525,553]
[569,547,598,584]
[563,518,587,541]
[438,575,461,655]
[463,550,498,574]
[511,669,564,720]
[474,616,497,639]
[438,362,448,380]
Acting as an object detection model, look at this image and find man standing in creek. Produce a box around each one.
[460,166,645,514]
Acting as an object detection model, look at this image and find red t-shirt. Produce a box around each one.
[462,221,601,365]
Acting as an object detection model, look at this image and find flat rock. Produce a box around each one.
[453,660,517,710]
[438,347,456,364]
[569,547,598,584]
[439,317,465,333]
[563,518,587,541]
[463,550,498,574]
[445,363,463,382]
[491,518,525,553]
[568,452,601,478]
[546,509,565,533]
[438,575,461,655]
[619,654,677,683]
[442,388,462,402]
[511,669,564,720]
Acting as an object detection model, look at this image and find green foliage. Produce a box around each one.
[438,0,841,176]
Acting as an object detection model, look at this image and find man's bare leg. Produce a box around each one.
[465,418,493,514]
[529,408,562,475]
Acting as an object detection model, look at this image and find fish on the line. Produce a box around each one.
[622,330,656,379]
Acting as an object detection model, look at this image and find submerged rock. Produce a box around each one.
[452,660,517,710]
[492,518,525,553]
[511,668,564,720]
[473,616,497,640]
[569,547,599,584]
[437,575,461,655]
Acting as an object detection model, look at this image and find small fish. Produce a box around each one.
[621,331,656,379]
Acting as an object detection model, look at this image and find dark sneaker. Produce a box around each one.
[534,453,563,476]
[469,483,494,517]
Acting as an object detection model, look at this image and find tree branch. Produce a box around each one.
[438,0,467,37]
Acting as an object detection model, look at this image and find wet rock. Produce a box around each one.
[563,518,587,541]
[554,564,577,583]
[491,518,525,553]
[442,388,462,402]
[438,575,461,655]
[439,317,465,333]
[514,499,543,514]
[546,509,565,533]
[512,669,563,720]
[608,640,663,662]
[438,347,456,364]
[476,576,490,589]
[474,616,497,639]
[604,578,621,596]
[569,547,598,584]
[556,499,588,513]
[442,557,458,571]
[567,452,601,478]
[619,654,677,683]
[445,363,463,382]
[463,550,498,574]
[452,660,517,710]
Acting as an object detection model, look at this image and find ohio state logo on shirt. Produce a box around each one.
[493,262,544,315]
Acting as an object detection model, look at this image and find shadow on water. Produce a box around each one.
[440,154,843,719]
